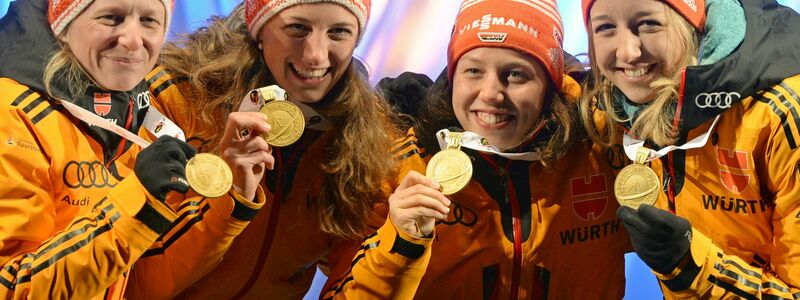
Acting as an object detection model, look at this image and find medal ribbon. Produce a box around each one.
[623,115,720,162]
[60,100,187,148]
[436,129,541,161]
[238,85,331,131]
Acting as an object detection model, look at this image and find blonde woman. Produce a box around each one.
[581,0,800,298]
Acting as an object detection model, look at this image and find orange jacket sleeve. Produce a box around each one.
[320,129,434,300]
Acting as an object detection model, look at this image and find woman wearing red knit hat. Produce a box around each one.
[141,0,439,298]
[580,0,800,298]
[322,0,631,298]
[0,0,273,299]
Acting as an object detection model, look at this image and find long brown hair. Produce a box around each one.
[579,7,700,147]
[158,4,401,238]
[416,59,584,165]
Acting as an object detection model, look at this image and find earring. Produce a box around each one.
[258,43,263,50]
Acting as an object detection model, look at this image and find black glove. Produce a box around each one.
[134,136,197,201]
[617,204,692,274]
[377,71,433,117]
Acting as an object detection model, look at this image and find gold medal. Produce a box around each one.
[426,132,473,195]
[258,97,305,147]
[614,147,660,209]
[185,153,233,198]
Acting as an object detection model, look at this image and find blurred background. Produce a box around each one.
[2,0,799,299]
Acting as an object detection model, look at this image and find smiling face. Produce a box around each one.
[61,0,166,91]
[589,0,684,103]
[452,47,549,150]
[258,3,359,103]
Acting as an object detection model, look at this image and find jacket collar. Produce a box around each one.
[674,0,800,138]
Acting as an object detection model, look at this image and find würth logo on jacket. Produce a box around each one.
[570,174,608,221]
[716,147,751,194]
[93,93,112,116]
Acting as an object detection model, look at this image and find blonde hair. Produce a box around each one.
[43,40,92,100]
[158,4,401,238]
[417,59,585,165]
[580,7,700,147]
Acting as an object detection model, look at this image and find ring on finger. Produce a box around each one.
[171,176,189,187]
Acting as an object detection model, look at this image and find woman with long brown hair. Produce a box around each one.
[141,0,435,298]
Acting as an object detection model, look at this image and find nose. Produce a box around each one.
[301,32,329,67]
[477,73,505,104]
[117,20,144,51]
[616,30,642,63]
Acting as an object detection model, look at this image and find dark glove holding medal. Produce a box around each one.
[377,71,433,116]
[617,204,693,275]
[134,136,197,201]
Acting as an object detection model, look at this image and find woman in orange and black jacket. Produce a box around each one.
[580,0,800,298]
[142,0,434,298]
[322,0,631,299]
[0,0,270,298]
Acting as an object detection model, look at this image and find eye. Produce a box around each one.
[593,23,615,34]
[464,68,482,77]
[505,70,531,83]
[285,23,311,38]
[99,15,124,26]
[328,27,353,40]
[637,19,662,32]
[141,16,162,27]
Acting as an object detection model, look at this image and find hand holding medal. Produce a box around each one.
[60,100,234,198]
[426,131,473,195]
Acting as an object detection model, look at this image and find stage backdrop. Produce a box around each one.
[2,0,799,299]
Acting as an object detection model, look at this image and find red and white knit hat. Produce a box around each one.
[582,0,706,31]
[246,0,370,39]
[49,0,174,36]
[447,0,565,87]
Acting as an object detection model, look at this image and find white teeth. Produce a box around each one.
[477,112,510,125]
[293,65,327,79]
[624,67,649,78]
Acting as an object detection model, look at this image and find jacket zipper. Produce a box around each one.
[665,153,677,213]
[483,154,523,300]
[504,169,523,300]
[105,99,134,169]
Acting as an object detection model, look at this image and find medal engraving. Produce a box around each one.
[427,149,472,195]
[614,163,659,209]
[185,153,233,198]
[426,132,472,195]
[260,100,305,147]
